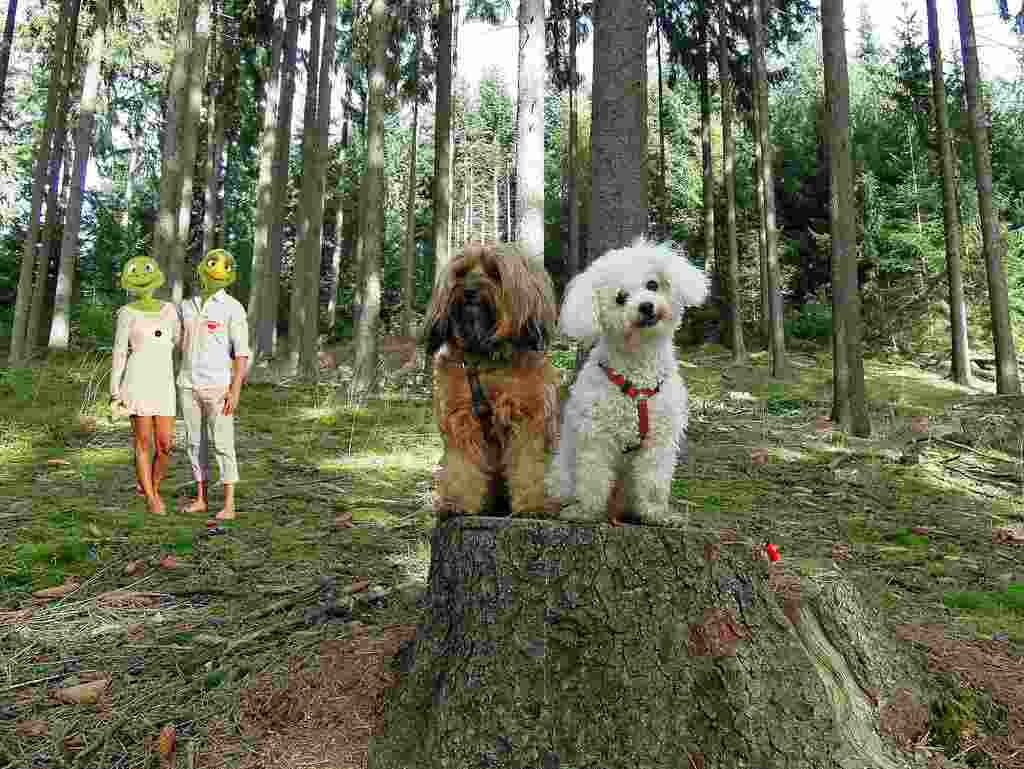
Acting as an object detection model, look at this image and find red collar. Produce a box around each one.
[599,362,662,449]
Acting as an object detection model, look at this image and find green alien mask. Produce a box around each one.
[197,249,237,300]
[121,256,165,313]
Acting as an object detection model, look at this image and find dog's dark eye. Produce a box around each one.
[615,291,628,306]
[646,280,659,291]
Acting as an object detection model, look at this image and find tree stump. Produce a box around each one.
[369,517,932,769]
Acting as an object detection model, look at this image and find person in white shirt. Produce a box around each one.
[178,249,249,520]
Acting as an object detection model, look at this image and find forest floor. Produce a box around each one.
[0,343,1023,768]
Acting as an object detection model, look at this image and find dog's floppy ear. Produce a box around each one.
[424,316,451,357]
[558,271,599,339]
[663,244,709,310]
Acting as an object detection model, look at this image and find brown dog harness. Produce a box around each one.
[600,362,661,452]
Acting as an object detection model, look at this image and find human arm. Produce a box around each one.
[110,308,131,401]
[222,303,251,415]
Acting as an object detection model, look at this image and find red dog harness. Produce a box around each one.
[599,362,662,451]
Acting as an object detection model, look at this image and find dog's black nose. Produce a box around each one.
[638,301,655,317]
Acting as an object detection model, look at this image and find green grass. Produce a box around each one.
[943,584,1024,614]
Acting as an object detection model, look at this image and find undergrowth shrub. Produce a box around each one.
[786,302,833,340]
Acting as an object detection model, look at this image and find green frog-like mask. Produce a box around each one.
[121,256,165,312]
[197,249,237,298]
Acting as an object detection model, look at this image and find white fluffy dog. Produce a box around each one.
[551,239,708,526]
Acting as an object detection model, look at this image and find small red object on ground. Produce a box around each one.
[765,542,781,562]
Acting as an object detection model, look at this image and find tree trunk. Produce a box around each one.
[823,0,870,436]
[286,0,322,377]
[324,188,343,332]
[263,0,300,358]
[48,0,109,350]
[926,0,971,387]
[341,0,359,149]
[202,5,237,256]
[171,0,211,301]
[10,0,72,363]
[515,0,544,268]
[27,0,81,355]
[249,0,286,357]
[567,0,579,276]
[589,0,647,260]
[752,100,769,345]
[154,0,195,289]
[655,8,667,241]
[370,517,929,769]
[699,1,715,281]
[956,0,1018,393]
[750,0,788,377]
[401,6,423,339]
[299,0,336,378]
[719,3,746,363]
[351,0,388,396]
[431,0,453,286]
[0,0,17,118]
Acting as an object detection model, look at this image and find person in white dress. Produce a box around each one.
[110,256,181,514]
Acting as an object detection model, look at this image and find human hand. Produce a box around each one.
[222,387,241,415]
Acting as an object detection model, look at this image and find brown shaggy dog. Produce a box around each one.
[425,243,560,516]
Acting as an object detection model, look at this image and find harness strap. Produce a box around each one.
[599,362,662,452]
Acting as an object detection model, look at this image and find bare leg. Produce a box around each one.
[132,416,164,514]
[184,480,208,514]
[215,482,236,520]
[151,416,175,499]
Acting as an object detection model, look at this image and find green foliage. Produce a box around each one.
[786,302,832,340]
[942,584,1024,614]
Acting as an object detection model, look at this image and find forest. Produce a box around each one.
[2,0,1024,765]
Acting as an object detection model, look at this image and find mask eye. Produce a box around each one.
[225,263,233,272]
[646,280,659,291]
[126,263,136,273]
[144,263,154,273]
[615,290,628,306]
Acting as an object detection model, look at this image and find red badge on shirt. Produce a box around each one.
[206,321,221,332]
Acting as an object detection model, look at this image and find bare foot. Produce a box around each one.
[147,495,166,514]
[183,499,208,514]
[214,507,236,521]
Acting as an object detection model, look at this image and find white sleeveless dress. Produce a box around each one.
[110,303,181,416]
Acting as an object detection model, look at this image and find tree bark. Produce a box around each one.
[171,0,211,301]
[925,0,971,387]
[300,0,336,378]
[514,0,544,268]
[823,0,870,436]
[10,0,75,363]
[956,0,1018,393]
[719,3,746,363]
[752,100,769,345]
[201,4,237,256]
[263,0,300,358]
[401,4,423,339]
[431,0,453,286]
[26,0,79,356]
[154,0,196,291]
[370,517,928,769]
[48,0,109,350]
[567,0,579,275]
[351,0,388,396]
[589,0,647,260]
[750,0,788,377]
[0,0,17,118]
[699,1,715,281]
[655,7,667,241]
[286,0,322,376]
[248,0,286,357]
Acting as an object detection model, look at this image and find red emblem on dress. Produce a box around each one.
[206,321,220,332]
